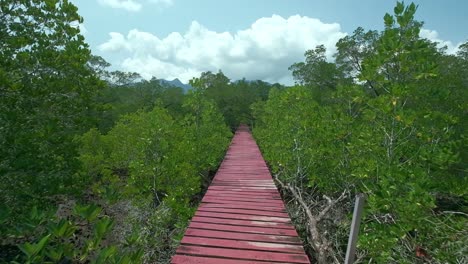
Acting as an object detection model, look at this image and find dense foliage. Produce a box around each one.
[0,0,103,216]
[253,2,467,263]
[189,70,280,129]
[78,90,231,262]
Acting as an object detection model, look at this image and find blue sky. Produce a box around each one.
[71,0,468,84]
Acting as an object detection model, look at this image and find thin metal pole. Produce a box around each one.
[345,193,367,264]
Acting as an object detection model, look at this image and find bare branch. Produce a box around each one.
[442,211,468,217]
[274,173,348,264]
[317,191,347,222]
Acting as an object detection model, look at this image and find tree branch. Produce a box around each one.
[274,173,347,264]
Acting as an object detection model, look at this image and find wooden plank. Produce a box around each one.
[202,197,285,206]
[191,216,294,229]
[205,193,280,199]
[202,199,285,209]
[197,207,291,218]
[209,185,277,189]
[176,245,310,263]
[200,203,286,212]
[210,187,276,191]
[182,236,305,253]
[172,255,290,264]
[203,193,281,200]
[194,211,291,223]
[202,196,281,203]
[208,186,278,193]
[185,229,302,245]
[188,222,298,236]
[206,192,276,196]
[212,181,276,185]
[202,196,284,204]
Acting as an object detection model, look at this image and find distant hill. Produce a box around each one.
[159,78,192,92]
[159,78,281,92]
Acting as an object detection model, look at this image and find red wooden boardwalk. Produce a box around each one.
[171,125,311,264]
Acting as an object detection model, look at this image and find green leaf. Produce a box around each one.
[73,204,102,222]
[94,217,114,239]
[45,246,64,262]
[92,246,117,264]
[124,231,141,246]
[383,13,394,27]
[394,1,404,15]
[47,219,76,238]
[18,234,51,259]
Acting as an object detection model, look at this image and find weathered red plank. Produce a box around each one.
[197,207,290,218]
[172,255,290,264]
[208,186,279,192]
[194,211,291,223]
[206,189,279,195]
[202,196,284,204]
[202,196,285,204]
[182,236,305,254]
[186,226,302,245]
[171,125,310,263]
[202,199,286,209]
[176,245,310,263]
[204,194,283,204]
[188,222,298,236]
[205,191,280,197]
[200,203,286,212]
[203,193,282,200]
[191,216,294,229]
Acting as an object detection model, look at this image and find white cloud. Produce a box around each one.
[98,15,346,84]
[79,24,88,36]
[99,32,131,52]
[420,28,462,54]
[97,0,173,11]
